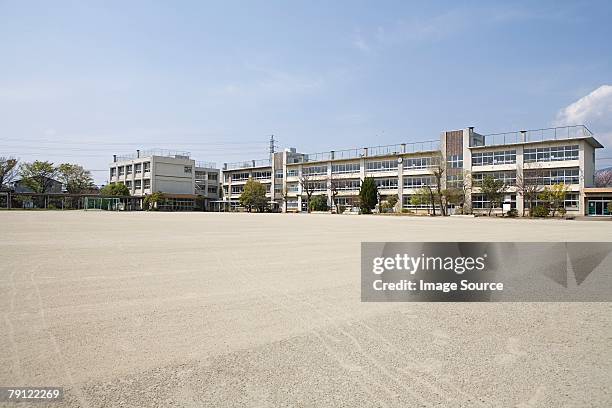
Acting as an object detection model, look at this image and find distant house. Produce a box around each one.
[11,177,64,194]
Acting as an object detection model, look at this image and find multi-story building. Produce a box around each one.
[221,125,607,216]
[109,149,220,210]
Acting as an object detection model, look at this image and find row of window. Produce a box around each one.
[472,150,516,166]
[116,179,151,190]
[524,145,578,163]
[472,171,517,186]
[195,171,218,181]
[111,162,151,178]
[524,168,580,185]
[231,185,271,194]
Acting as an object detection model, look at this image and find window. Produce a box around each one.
[134,180,142,189]
[472,194,516,209]
[135,163,142,174]
[208,173,218,181]
[403,176,434,188]
[231,185,244,194]
[332,162,360,174]
[374,178,398,189]
[446,174,464,188]
[143,162,151,172]
[208,186,217,194]
[184,166,192,174]
[125,180,132,188]
[303,165,327,176]
[253,171,272,180]
[126,165,132,175]
[366,160,396,172]
[524,168,580,185]
[473,171,516,186]
[526,193,579,209]
[110,168,116,178]
[404,157,433,170]
[472,150,516,166]
[232,172,250,181]
[143,179,151,189]
[118,166,124,176]
[195,171,206,180]
[287,169,299,177]
[333,179,360,191]
[275,170,284,179]
[304,181,327,192]
[447,155,463,168]
[286,200,298,209]
[287,183,299,193]
[524,145,578,163]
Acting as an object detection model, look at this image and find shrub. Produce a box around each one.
[310,195,329,212]
[531,205,549,218]
[506,208,518,218]
[338,205,346,214]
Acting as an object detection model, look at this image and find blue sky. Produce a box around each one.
[1,0,611,183]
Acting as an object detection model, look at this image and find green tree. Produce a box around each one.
[58,163,96,194]
[380,194,398,213]
[100,183,130,196]
[239,178,268,212]
[19,161,59,193]
[481,175,506,216]
[310,194,329,211]
[0,157,18,189]
[411,188,435,214]
[538,183,569,217]
[143,192,165,210]
[359,177,378,214]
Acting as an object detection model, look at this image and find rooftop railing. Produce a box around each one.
[289,140,440,164]
[225,158,272,170]
[473,125,593,147]
[116,149,191,161]
[195,161,217,169]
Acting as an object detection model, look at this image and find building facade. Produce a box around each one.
[221,125,606,216]
[109,149,220,210]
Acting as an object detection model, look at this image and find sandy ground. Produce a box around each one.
[0,211,610,407]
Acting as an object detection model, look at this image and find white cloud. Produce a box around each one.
[554,85,612,150]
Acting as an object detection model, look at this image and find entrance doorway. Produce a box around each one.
[587,197,611,216]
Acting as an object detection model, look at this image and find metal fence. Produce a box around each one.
[475,125,593,147]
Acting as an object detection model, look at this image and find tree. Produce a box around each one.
[410,188,434,214]
[0,157,18,189]
[481,175,506,216]
[516,165,543,217]
[538,183,569,217]
[380,194,398,213]
[310,194,329,211]
[329,173,340,213]
[100,183,130,196]
[19,161,59,193]
[239,178,267,212]
[431,154,446,216]
[595,169,612,187]
[298,173,316,213]
[58,163,96,194]
[143,192,165,210]
[359,177,378,214]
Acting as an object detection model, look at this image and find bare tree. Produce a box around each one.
[595,168,612,187]
[329,173,339,213]
[430,153,446,216]
[298,173,316,213]
[516,165,543,217]
[0,157,18,189]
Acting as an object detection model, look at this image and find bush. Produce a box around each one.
[531,205,549,218]
[338,205,346,214]
[310,195,329,212]
[506,208,518,217]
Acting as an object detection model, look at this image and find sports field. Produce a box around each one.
[1,211,610,407]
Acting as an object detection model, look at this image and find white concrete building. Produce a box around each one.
[221,125,608,216]
[109,149,220,210]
